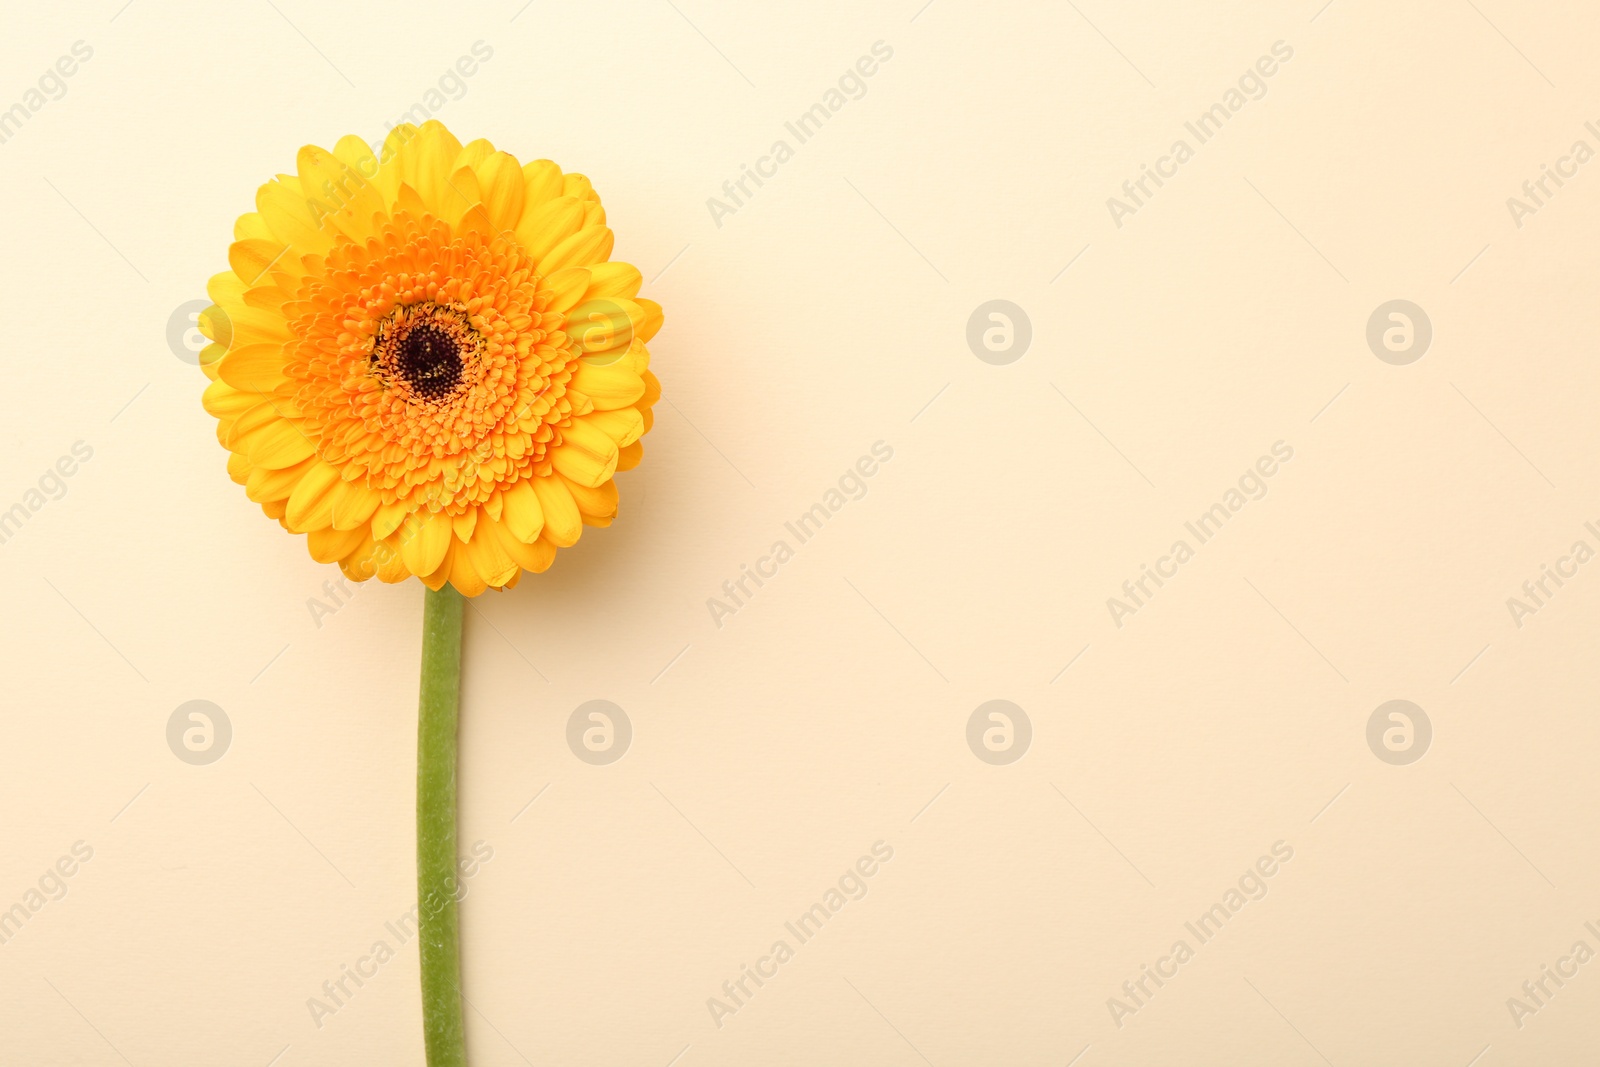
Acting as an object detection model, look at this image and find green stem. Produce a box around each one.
[418,584,466,1067]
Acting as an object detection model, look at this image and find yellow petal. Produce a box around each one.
[565,478,619,523]
[285,461,343,531]
[198,305,233,352]
[453,139,495,171]
[501,479,544,543]
[617,441,644,471]
[567,297,638,356]
[199,345,224,381]
[491,518,558,573]
[623,338,652,373]
[541,267,591,314]
[551,420,619,488]
[441,166,485,229]
[635,298,664,343]
[446,543,489,597]
[562,173,598,202]
[246,456,315,503]
[308,524,366,564]
[256,178,330,254]
[229,239,290,286]
[474,151,526,234]
[586,407,645,447]
[463,523,519,587]
[530,475,582,547]
[218,343,289,393]
[372,500,410,540]
[522,160,564,210]
[332,135,381,184]
[206,269,246,309]
[394,181,429,221]
[570,356,645,410]
[242,418,315,469]
[399,509,453,577]
[223,401,282,450]
[202,380,256,419]
[514,197,584,263]
[419,538,458,591]
[539,226,613,274]
[407,121,464,214]
[583,261,643,301]
[375,534,413,583]
[338,534,379,582]
[375,124,421,199]
[233,212,274,243]
[303,143,384,241]
[329,480,382,531]
[453,201,498,242]
[225,305,292,346]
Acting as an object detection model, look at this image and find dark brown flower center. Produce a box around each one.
[371,302,481,404]
[395,324,463,399]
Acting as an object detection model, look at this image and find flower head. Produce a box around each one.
[198,121,661,595]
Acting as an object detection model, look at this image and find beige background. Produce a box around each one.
[2,0,1597,1063]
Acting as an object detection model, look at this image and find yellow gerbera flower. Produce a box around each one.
[198,120,662,596]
